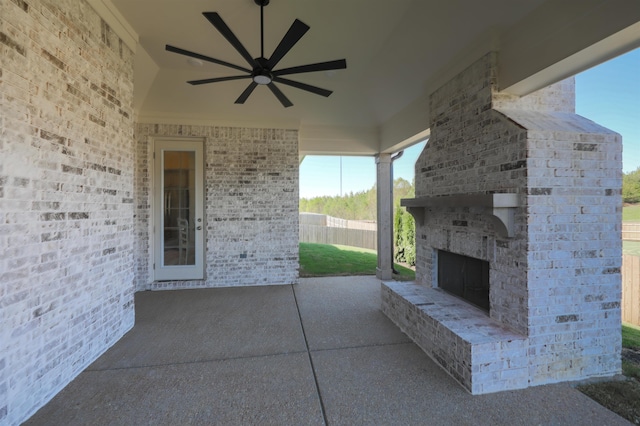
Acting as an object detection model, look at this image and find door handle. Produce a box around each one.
[197,226,202,230]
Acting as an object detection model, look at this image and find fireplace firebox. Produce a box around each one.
[437,250,490,312]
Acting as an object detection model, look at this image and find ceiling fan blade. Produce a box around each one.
[266,19,310,70]
[273,59,347,77]
[235,82,259,104]
[273,77,332,97]
[267,83,293,108]
[188,75,252,85]
[166,45,251,74]
[203,12,257,68]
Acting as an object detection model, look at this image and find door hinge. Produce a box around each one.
[153,263,155,270]
[153,152,156,159]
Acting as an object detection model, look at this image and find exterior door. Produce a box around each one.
[154,139,204,280]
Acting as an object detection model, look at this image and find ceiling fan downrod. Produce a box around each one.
[256,0,268,58]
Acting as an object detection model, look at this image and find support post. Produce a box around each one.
[376,153,393,280]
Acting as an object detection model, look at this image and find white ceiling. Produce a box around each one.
[106,0,640,155]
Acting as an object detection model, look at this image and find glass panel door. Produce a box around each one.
[163,151,195,266]
[154,139,204,280]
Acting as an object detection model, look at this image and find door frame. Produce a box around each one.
[151,137,205,281]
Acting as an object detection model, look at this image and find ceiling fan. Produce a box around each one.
[165,0,347,108]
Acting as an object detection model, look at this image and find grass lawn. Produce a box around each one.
[624,204,640,222]
[623,241,640,256]
[624,323,640,349]
[299,242,415,280]
[622,324,640,381]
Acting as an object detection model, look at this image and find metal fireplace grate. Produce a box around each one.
[437,250,490,312]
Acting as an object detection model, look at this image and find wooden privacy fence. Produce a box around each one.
[622,223,640,241]
[299,213,377,250]
[622,224,640,326]
[622,254,640,326]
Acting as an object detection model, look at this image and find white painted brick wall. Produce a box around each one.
[134,124,300,290]
[0,1,135,424]
[390,52,622,393]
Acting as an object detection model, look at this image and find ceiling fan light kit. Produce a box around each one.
[166,0,347,107]
[252,58,273,85]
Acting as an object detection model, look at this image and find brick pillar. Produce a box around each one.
[376,153,393,280]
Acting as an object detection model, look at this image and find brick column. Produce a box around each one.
[376,153,393,280]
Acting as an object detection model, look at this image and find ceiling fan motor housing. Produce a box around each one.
[252,58,273,84]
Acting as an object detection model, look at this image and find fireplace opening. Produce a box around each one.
[437,250,490,312]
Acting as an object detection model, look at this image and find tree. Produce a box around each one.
[300,177,417,266]
[300,186,377,220]
[623,167,640,204]
[300,177,416,220]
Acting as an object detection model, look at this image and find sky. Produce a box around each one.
[300,48,640,199]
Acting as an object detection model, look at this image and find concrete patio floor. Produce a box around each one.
[25,276,630,425]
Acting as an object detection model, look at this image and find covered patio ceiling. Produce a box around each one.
[97,0,640,155]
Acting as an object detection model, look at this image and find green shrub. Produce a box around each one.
[394,207,416,266]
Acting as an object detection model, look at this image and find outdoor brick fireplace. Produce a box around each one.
[382,53,623,394]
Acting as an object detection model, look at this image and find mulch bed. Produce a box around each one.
[577,347,640,425]
[623,347,640,365]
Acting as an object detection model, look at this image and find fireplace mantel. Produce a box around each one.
[401,193,519,238]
